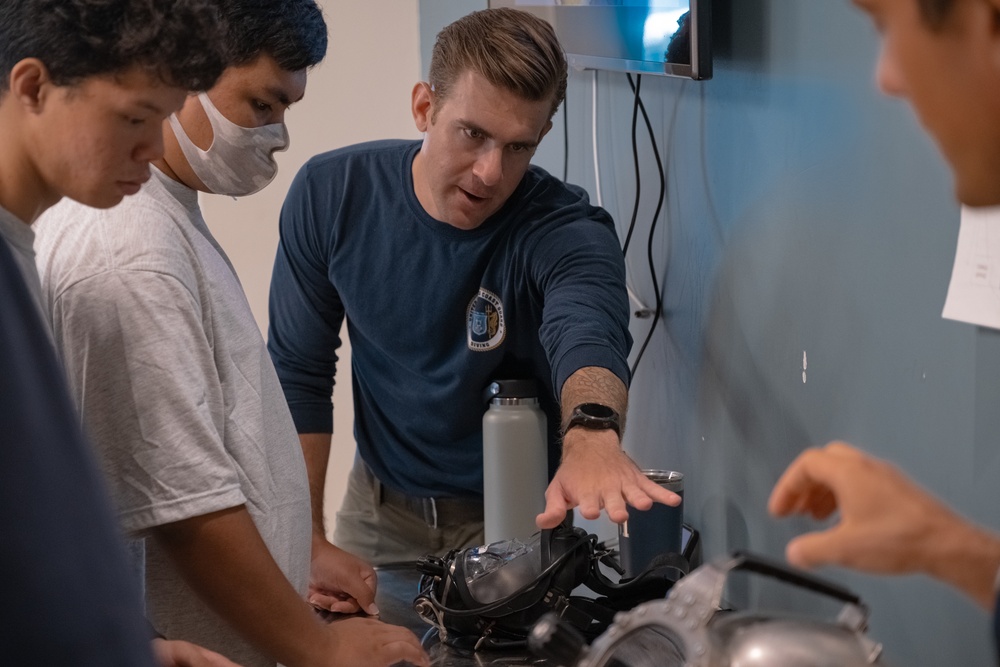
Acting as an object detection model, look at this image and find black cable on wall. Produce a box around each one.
[625,73,667,377]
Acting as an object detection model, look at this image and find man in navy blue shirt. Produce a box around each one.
[0,1,236,665]
[769,0,1000,654]
[269,8,681,563]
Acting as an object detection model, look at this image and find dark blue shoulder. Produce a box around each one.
[513,164,614,227]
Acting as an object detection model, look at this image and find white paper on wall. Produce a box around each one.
[942,205,1000,330]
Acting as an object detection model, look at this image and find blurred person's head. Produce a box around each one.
[854,0,1000,205]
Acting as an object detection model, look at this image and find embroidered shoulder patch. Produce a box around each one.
[466,287,505,351]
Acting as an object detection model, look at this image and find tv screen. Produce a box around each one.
[488,0,711,80]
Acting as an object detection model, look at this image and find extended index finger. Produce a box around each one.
[636,474,682,507]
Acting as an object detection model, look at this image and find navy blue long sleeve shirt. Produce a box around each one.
[0,236,156,666]
[268,140,631,498]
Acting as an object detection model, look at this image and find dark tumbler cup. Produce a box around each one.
[617,470,684,578]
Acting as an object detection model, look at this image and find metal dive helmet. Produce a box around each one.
[530,551,888,667]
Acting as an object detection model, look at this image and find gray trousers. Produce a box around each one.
[333,457,485,565]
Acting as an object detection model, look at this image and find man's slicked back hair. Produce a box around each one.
[428,7,567,120]
[221,0,328,72]
[0,0,227,92]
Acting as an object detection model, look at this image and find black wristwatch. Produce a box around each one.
[565,403,622,438]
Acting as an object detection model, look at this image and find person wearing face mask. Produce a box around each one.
[168,90,289,197]
[32,1,429,667]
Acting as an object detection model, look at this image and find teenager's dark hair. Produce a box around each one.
[222,0,328,71]
[0,0,227,91]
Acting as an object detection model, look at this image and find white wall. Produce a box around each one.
[200,0,422,539]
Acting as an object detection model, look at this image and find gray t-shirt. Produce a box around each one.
[34,168,312,667]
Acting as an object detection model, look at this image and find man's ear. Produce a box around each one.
[412,81,434,133]
[7,58,50,112]
[538,119,554,143]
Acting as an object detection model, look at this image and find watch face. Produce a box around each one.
[567,403,621,437]
[579,403,616,419]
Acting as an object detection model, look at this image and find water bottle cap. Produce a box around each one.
[483,378,539,403]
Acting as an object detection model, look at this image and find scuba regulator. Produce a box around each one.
[413,522,695,651]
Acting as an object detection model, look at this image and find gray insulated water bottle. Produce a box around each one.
[482,379,548,544]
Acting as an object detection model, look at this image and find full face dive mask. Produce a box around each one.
[413,523,695,651]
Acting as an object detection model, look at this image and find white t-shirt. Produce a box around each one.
[34,168,311,667]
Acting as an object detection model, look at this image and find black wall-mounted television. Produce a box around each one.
[488,0,711,81]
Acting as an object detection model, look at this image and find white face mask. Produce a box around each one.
[168,92,289,197]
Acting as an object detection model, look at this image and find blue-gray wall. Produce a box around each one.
[420,2,1000,663]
